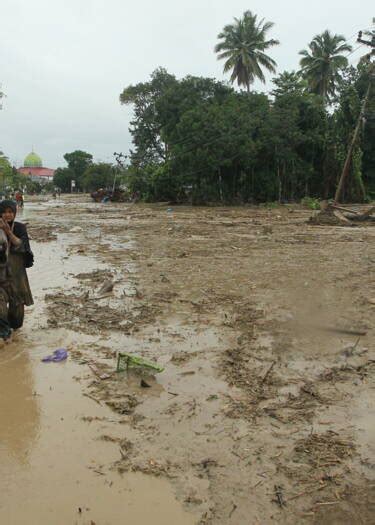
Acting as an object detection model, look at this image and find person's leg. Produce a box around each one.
[0,288,11,339]
[8,301,24,330]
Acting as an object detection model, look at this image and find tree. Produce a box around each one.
[63,150,93,189]
[156,76,232,144]
[271,71,307,97]
[265,82,326,201]
[215,10,279,91]
[120,68,177,167]
[81,163,114,192]
[53,167,75,192]
[0,153,13,191]
[299,30,352,101]
[122,63,372,204]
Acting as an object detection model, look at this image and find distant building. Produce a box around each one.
[17,151,55,183]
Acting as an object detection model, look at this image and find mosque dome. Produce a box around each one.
[24,151,43,168]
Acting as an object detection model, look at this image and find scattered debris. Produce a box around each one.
[41,348,68,363]
[116,352,164,373]
[310,202,375,226]
[294,431,356,467]
[97,279,114,296]
[274,485,286,508]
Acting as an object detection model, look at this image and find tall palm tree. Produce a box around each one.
[299,30,352,101]
[215,10,279,92]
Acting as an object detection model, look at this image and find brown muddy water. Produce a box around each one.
[0,202,194,525]
[1,197,375,524]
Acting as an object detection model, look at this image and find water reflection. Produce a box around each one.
[0,347,40,464]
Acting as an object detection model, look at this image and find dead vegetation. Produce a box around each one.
[294,431,356,468]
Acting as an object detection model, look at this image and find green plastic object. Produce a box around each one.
[116,352,164,373]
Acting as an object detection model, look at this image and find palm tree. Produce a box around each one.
[299,30,352,101]
[271,71,307,97]
[215,10,279,92]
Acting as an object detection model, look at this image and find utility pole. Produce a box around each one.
[334,20,375,203]
[357,18,375,53]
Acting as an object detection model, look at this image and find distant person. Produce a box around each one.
[0,200,34,341]
[15,191,24,209]
[52,191,57,200]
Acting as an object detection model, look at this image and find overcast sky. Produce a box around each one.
[0,0,373,168]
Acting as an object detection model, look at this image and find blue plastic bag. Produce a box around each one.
[42,348,68,363]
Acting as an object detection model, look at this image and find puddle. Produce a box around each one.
[0,349,194,524]
[0,226,195,524]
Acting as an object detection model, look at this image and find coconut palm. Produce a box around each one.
[299,30,352,101]
[215,10,279,92]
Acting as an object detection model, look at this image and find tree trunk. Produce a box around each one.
[277,163,282,203]
[218,171,223,202]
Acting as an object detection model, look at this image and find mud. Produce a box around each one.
[1,195,374,524]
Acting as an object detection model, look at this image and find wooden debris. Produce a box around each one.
[229,503,237,518]
[310,202,375,226]
[261,361,276,384]
[332,210,352,225]
[274,485,286,508]
[97,279,114,296]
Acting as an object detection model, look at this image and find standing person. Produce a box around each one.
[15,191,24,209]
[0,200,34,340]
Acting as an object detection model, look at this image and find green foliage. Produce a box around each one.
[0,153,43,193]
[215,10,279,91]
[120,61,374,204]
[26,181,42,194]
[271,71,307,97]
[82,163,114,192]
[53,167,75,192]
[0,153,13,186]
[260,201,279,209]
[120,68,177,167]
[299,30,352,101]
[43,181,56,192]
[301,196,320,210]
[63,150,93,189]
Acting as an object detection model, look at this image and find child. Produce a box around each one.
[0,200,33,340]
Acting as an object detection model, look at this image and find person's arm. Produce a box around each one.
[0,219,22,247]
[0,219,26,249]
[12,223,34,267]
[8,230,22,247]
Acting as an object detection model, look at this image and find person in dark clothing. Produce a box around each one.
[0,200,34,340]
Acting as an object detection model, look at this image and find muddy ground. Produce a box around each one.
[1,195,375,524]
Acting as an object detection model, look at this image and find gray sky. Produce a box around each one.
[0,0,373,168]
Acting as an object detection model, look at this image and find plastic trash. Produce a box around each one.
[42,348,68,363]
[117,352,164,373]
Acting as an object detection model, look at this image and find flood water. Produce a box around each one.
[0,202,195,525]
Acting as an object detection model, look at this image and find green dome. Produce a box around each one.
[24,151,42,168]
